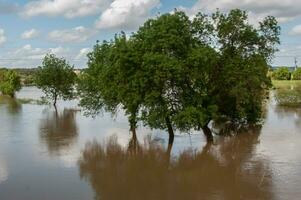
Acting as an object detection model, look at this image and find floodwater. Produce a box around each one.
[0,86,301,200]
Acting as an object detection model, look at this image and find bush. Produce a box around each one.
[272,67,291,80]
[292,68,301,80]
[0,70,22,97]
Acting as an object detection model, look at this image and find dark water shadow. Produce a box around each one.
[78,127,273,200]
[39,109,79,156]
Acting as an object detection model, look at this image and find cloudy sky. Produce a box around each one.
[0,0,300,68]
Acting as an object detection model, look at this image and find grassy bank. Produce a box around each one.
[273,80,301,88]
[272,80,301,107]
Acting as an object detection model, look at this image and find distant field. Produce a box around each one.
[272,80,301,88]
[272,80,301,107]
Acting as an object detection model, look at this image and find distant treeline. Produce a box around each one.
[269,67,301,80]
[0,68,83,86]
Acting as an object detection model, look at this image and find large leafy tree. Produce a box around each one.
[35,54,76,107]
[210,9,280,123]
[78,34,145,137]
[0,69,22,98]
[132,11,198,146]
[78,9,280,144]
[77,41,117,116]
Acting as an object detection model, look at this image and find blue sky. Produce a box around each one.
[0,0,301,68]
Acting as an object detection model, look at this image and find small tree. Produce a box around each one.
[272,67,291,80]
[0,69,22,98]
[35,54,76,107]
[292,68,301,80]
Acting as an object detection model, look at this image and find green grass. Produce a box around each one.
[272,80,301,87]
[272,80,301,107]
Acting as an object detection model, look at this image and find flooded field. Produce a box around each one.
[0,85,301,200]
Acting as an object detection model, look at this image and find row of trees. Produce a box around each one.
[271,67,301,80]
[76,9,280,143]
[3,9,279,143]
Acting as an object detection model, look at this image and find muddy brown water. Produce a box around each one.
[0,87,300,200]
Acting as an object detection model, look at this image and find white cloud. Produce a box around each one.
[12,45,70,60]
[21,0,161,31]
[49,46,70,55]
[0,44,90,68]
[21,29,39,39]
[95,0,160,30]
[188,0,301,23]
[290,25,301,36]
[0,29,6,46]
[22,0,111,18]
[48,26,97,43]
[0,44,71,68]
[76,48,91,59]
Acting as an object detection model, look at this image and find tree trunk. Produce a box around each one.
[130,123,137,141]
[202,123,213,143]
[128,124,139,154]
[165,116,174,156]
[53,94,57,108]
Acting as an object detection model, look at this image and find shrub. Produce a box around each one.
[272,67,291,80]
[0,70,22,97]
[292,68,301,80]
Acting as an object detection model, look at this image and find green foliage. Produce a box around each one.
[78,34,146,133]
[292,68,301,80]
[273,80,301,107]
[133,11,197,131]
[13,68,37,86]
[78,9,280,140]
[35,54,76,106]
[0,69,22,97]
[209,9,278,123]
[272,67,291,80]
[77,41,119,117]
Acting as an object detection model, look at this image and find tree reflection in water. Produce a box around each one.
[39,109,78,155]
[78,126,273,200]
[0,95,21,114]
[274,106,301,129]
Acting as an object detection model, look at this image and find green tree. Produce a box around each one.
[78,35,145,137]
[132,11,198,146]
[35,54,76,107]
[0,69,22,98]
[272,67,291,80]
[292,68,301,80]
[135,9,279,141]
[78,9,280,144]
[210,9,280,123]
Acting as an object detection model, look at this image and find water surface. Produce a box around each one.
[0,87,300,200]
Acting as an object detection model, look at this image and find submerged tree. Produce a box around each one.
[78,9,280,143]
[211,9,280,123]
[78,35,145,136]
[0,69,22,98]
[132,11,196,145]
[35,54,76,108]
